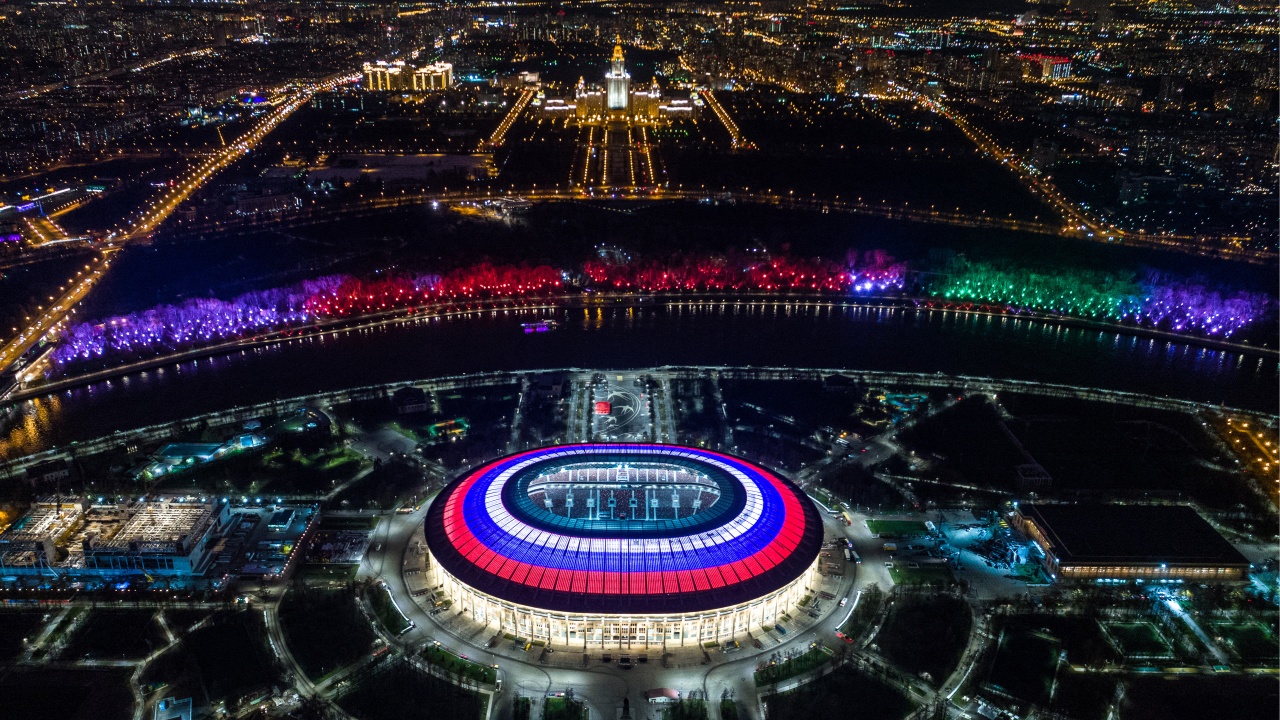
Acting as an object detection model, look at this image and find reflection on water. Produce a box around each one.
[0,395,62,461]
[13,301,1277,455]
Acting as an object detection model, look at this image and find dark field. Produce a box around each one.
[339,659,486,720]
[0,610,49,662]
[0,667,133,720]
[141,609,279,710]
[1121,675,1280,720]
[63,609,167,661]
[279,586,377,680]
[764,665,916,720]
[877,594,972,684]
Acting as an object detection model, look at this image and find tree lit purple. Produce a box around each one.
[47,253,1270,374]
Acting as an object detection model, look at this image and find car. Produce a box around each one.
[752,638,764,650]
[884,561,894,568]
[601,654,613,663]
[839,597,848,607]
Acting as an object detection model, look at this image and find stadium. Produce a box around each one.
[423,444,824,648]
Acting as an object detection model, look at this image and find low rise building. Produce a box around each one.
[1014,503,1250,585]
[0,497,233,577]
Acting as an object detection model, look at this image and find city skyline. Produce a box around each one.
[0,2,1274,720]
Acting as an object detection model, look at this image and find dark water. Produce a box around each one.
[7,301,1276,455]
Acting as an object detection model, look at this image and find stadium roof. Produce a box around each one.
[425,444,823,614]
[1019,503,1250,567]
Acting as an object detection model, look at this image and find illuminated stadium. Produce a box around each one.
[423,444,823,648]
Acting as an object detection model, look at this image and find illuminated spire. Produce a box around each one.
[611,36,625,63]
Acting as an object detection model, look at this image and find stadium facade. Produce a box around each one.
[423,444,823,648]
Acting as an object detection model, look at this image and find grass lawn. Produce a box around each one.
[166,440,367,495]
[544,696,587,720]
[421,644,497,685]
[1104,622,1173,659]
[754,646,834,686]
[984,626,1062,706]
[44,606,88,648]
[866,519,928,537]
[664,698,709,720]
[812,488,836,508]
[841,586,885,641]
[1211,621,1278,664]
[279,586,377,680]
[368,584,412,636]
[765,665,916,720]
[877,595,972,684]
[888,564,955,587]
[299,563,361,581]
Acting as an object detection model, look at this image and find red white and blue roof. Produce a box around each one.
[424,444,822,614]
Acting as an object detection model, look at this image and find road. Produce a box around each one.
[0,71,358,378]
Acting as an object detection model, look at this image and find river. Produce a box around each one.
[4,300,1273,457]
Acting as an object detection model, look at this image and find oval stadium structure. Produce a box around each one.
[423,444,824,648]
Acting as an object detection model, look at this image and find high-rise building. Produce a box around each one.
[363,60,453,92]
[548,42,694,127]
[363,60,405,91]
[605,40,630,110]
[413,62,454,91]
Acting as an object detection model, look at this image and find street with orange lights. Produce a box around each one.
[1217,416,1280,505]
[0,73,360,382]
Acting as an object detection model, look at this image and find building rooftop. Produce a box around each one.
[100,501,217,550]
[1019,503,1250,567]
[2,497,85,543]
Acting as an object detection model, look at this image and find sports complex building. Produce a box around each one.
[423,444,824,648]
[1014,502,1251,584]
